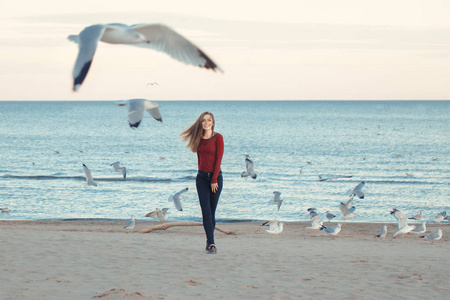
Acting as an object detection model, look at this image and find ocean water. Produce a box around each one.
[0,100,449,224]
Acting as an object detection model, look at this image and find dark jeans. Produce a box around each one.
[196,170,223,246]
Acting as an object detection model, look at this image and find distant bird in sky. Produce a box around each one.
[408,210,424,221]
[376,224,388,238]
[146,82,159,87]
[169,187,188,211]
[262,220,284,234]
[124,215,135,229]
[82,164,97,186]
[241,157,259,179]
[347,181,365,199]
[117,99,162,128]
[110,161,126,178]
[68,23,223,91]
[267,191,283,211]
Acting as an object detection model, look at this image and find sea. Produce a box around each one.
[0,100,449,224]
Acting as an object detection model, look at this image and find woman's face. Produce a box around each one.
[202,114,214,131]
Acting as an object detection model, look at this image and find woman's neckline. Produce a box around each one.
[202,132,216,140]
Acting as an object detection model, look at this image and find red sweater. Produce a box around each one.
[197,133,224,183]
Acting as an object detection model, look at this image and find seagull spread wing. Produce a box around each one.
[71,25,106,91]
[130,24,223,72]
[82,164,97,186]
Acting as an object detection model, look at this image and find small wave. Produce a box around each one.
[1,174,173,183]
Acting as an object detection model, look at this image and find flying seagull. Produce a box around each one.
[145,208,169,222]
[110,161,126,178]
[339,202,358,220]
[347,181,365,199]
[241,157,259,179]
[68,23,223,91]
[117,99,162,128]
[408,210,424,221]
[261,220,284,234]
[320,223,342,236]
[169,187,188,211]
[267,191,283,211]
[82,164,97,186]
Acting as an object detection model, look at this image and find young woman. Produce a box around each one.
[180,112,224,254]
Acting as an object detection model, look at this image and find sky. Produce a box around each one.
[1,0,450,101]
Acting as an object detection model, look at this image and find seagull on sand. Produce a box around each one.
[376,224,388,238]
[267,191,283,211]
[320,223,342,236]
[434,211,447,224]
[145,208,169,222]
[305,215,323,230]
[420,228,443,243]
[241,156,259,179]
[124,215,135,229]
[411,221,427,234]
[110,161,126,178]
[408,210,424,221]
[347,181,365,199]
[82,164,97,186]
[68,23,223,91]
[117,99,162,128]
[0,205,10,213]
[169,187,188,211]
[390,208,416,237]
[339,202,358,220]
[262,220,284,234]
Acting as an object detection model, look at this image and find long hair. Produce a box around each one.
[180,112,215,152]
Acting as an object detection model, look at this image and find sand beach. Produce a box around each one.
[0,220,449,299]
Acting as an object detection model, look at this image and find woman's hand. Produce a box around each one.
[211,183,219,193]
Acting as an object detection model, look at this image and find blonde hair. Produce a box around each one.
[180,112,215,152]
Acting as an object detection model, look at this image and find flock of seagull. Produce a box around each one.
[259,179,447,243]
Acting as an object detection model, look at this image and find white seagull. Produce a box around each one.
[390,208,416,237]
[434,211,447,223]
[0,204,10,213]
[145,208,169,222]
[420,228,443,243]
[241,157,259,179]
[68,23,223,91]
[305,215,323,230]
[117,99,162,128]
[411,221,427,234]
[376,224,388,238]
[169,187,188,211]
[408,210,424,221]
[347,181,365,199]
[339,202,358,220]
[307,208,319,219]
[320,223,342,236]
[110,161,126,178]
[267,191,283,211]
[82,164,97,186]
[326,211,336,222]
[262,220,284,234]
[124,215,135,229]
